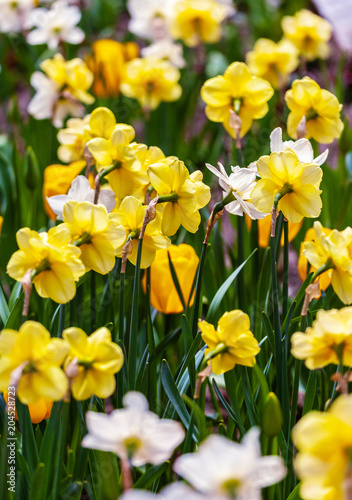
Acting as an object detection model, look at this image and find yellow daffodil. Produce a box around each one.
[303,221,352,305]
[43,161,86,219]
[200,62,274,138]
[291,307,352,369]
[281,9,332,61]
[298,226,332,296]
[114,196,170,269]
[57,115,92,163]
[120,57,182,111]
[245,214,303,248]
[171,0,231,47]
[198,310,260,375]
[142,244,199,314]
[63,327,124,400]
[293,394,352,500]
[7,226,86,304]
[61,200,126,274]
[147,157,210,236]
[87,39,139,98]
[246,38,299,89]
[0,321,69,405]
[250,149,323,223]
[3,392,53,424]
[285,77,344,143]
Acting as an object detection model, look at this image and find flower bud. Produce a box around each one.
[261,392,283,437]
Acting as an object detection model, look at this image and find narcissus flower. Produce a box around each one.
[269,127,328,165]
[291,307,352,369]
[200,62,274,138]
[281,9,332,61]
[298,226,332,295]
[285,77,343,143]
[82,391,185,465]
[246,38,299,89]
[206,162,267,220]
[62,200,126,274]
[127,0,178,40]
[120,57,182,111]
[174,428,286,499]
[303,222,352,304]
[147,157,210,236]
[198,310,260,375]
[171,0,233,47]
[3,392,53,424]
[26,0,85,49]
[0,0,35,33]
[141,39,185,68]
[120,484,207,500]
[293,394,352,500]
[43,161,86,219]
[142,244,199,314]
[7,226,85,303]
[115,196,170,268]
[28,54,94,128]
[87,39,139,98]
[251,149,323,223]
[63,327,124,400]
[57,115,91,163]
[0,321,69,405]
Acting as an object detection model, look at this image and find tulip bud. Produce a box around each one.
[261,392,283,437]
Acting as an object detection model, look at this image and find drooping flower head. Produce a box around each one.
[200,62,274,138]
[63,327,124,400]
[293,394,352,500]
[251,149,323,223]
[285,77,343,143]
[174,428,286,498]
[0,321,69,405]
[7,226,86,303]
[198,310,260,375]
[291,307,352,369]
[246,38,299,89]
[82,391,185,465]
[281,9,332,61]
[120,57,182,111]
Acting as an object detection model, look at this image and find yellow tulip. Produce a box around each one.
[293,394,352,500]
[63,327,124,400]
[7,226,86,304]
[303,222,352,305]
[87,39,139,98]
[297,226,332,296]
[3,392,53,424]
[285,77,343,143]
[246,38,299,89]
[142,244,199,314]
[245,214,303,248]
[62,200,126,275]
[120,57,182,111]
[0,321,69,405]
[198,310,260,375]
[291,306,352,369]
[250,149,323,223]
[200,62,274,138]
[42,161,86,219]
[281,9,332,61]
[171,0,229,47]
[147,157,210,236]
[115,196,170,269]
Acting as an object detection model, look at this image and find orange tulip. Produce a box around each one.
[142,244,199,314]
[87,39,139,98]
[3,392,53,424]
[42,160,86,219]
[245,214,303,248]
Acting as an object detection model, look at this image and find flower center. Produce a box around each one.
[233,98,242,114]
[123,436,142,459]
[78,358,94,369]
[35,258,51,274]
[306,107,318,121]
[23,361,37,374]
[74,231,92,246]
[221,478,240,498]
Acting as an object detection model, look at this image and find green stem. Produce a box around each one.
[200,342,228,371]
[237,216,245,311]
[90,271,95,331]
[128,238,143,390]
[271,231,282,405]
[58,304,66,338]
[119,272,125,345]
[282,220,289,321]
[146,267,157,412]
[191,243,207,337]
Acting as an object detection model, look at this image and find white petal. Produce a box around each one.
[46,195,70,220]
[270,128,284,153]
[291,139,314,163]
[123,391,149,412]
[313,149,329,166]
[98,189,116,212]
[67,175,92,201]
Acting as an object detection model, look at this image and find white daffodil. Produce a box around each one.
[0,0,35,33]
[174,428,286,500]
[127,0,178,40]
[47,175,116,220]
[82,391,185,466]
[26,0,84,49]
[120,484,207,500]
[270,127,328,165]
[206,162,268,219]
[141,39,185,68]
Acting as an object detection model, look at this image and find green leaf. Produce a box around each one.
[167,251,186,311]
[302,371,317,416]
[287,483,303,500]
[4,290,24,330]
[134,463,168,489]
[212,378,245,436]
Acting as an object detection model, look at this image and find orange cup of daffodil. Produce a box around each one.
[143,244,199,314]
[3,393,53,424]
